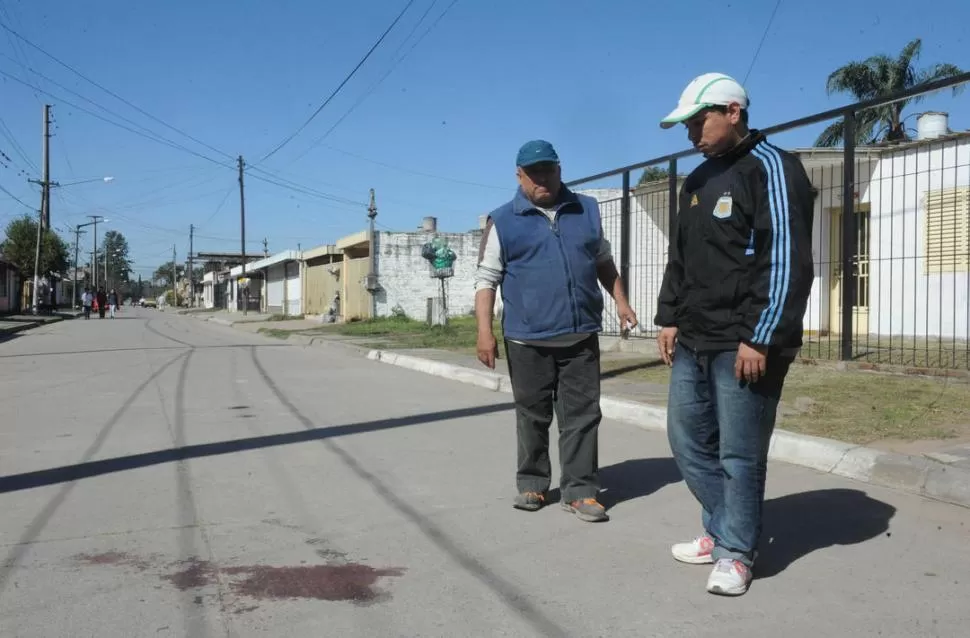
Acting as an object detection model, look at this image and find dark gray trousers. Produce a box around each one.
[504,335,602,502]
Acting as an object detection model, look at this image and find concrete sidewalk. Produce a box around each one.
[0,312,74,336]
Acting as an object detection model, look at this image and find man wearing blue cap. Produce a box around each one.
[474,140,637,523]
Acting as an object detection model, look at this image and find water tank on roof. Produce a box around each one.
[422,216,437,232]
[917,112,949,140]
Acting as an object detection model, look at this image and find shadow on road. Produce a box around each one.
[600,359,666,380]
[757,488,897,579]
[0,402,515,494]
[598,457,682,509]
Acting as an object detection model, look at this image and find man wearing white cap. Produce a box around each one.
[654,73,816,595]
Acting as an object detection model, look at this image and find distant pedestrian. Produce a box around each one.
[96,288,107,319]
[475,140,638,523]
[107,289,119,318]
[655,73,816,596]
[81,287,93,320]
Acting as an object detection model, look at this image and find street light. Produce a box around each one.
[56,176,115,187]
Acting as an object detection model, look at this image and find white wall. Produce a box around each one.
[374,230,482,320]
[867,139,970,338]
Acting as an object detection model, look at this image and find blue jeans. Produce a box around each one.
[666,342,791,567]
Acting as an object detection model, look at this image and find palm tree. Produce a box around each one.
[815,38,964,147]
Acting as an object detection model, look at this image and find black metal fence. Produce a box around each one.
[568,73,970,370]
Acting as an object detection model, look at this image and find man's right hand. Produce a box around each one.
[657,327,678,366]
[477,332,499,369]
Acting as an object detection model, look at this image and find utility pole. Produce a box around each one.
[172,244,177,308]
[188,224,194,307]
[41,104,51,229]
[366,188,378,318]
[89,215,103,290]
[104,243,109,290]
[29,105,53,314]
[238,155,247,315]
[263,237,268,257]
[71,226,85,309]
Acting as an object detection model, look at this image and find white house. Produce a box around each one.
[228,250,302,315]
[794,113,970,340]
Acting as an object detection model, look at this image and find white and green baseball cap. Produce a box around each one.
[660,73,749,129]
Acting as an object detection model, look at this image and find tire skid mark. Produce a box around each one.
[149,348,232,637]
[0,350,190,595]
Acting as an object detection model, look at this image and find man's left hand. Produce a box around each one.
[618,304,638,334]
[735,342,768,383]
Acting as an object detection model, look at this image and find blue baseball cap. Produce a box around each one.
[516,140,560,167]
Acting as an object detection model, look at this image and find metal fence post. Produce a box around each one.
[620,171,631,300]
[841,110,856,362]
[667,158,678,235]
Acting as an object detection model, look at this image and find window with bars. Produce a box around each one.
[924,187,970,274]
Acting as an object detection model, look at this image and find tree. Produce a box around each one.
[637,166,670,186]
[815,38,964,147]
[153,261,185,287]
[102,230,132,291]
[1,215,70,286]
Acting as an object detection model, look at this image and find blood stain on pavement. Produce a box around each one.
[224,564,406,603]
[73,552,405,606]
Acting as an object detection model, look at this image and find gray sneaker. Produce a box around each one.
[513,491,547,511]
[561,498,609,522]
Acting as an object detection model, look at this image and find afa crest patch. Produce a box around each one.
[713,194,733,219]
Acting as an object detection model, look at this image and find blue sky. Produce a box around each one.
[0,0,967,278]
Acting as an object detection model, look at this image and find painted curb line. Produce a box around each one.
[366,348,970,510]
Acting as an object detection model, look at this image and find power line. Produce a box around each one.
[0,67,233,169]
[0,20,234,161]
[0,181,34,210]
[197,183,237,229]
[245,167,367,208]
[256,0,418,164]
[285,0,460,166]
[742,0,783,85]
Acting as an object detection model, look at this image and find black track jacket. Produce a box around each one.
[654,131,815,353]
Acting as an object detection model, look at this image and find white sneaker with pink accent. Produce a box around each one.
[706,559,753,596]
[671,535,715,564]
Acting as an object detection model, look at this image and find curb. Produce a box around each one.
[0,321,41,336]
[366,348,970,510]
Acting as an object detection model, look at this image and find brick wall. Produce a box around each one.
[374,230,484,319]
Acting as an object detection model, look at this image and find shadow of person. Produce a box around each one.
[756,488,897,579]
[595,457,683,510]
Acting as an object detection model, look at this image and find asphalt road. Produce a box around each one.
[1,309,967,638]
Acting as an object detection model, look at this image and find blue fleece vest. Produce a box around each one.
[490,187,604,341]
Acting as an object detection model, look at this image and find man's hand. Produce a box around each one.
[735,342,768,383]
[657,327,678,366]
[618,303,639,334]
[477,331,499,369]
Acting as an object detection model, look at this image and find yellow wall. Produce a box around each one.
[304,257,341,315]
[343,256,372,320]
